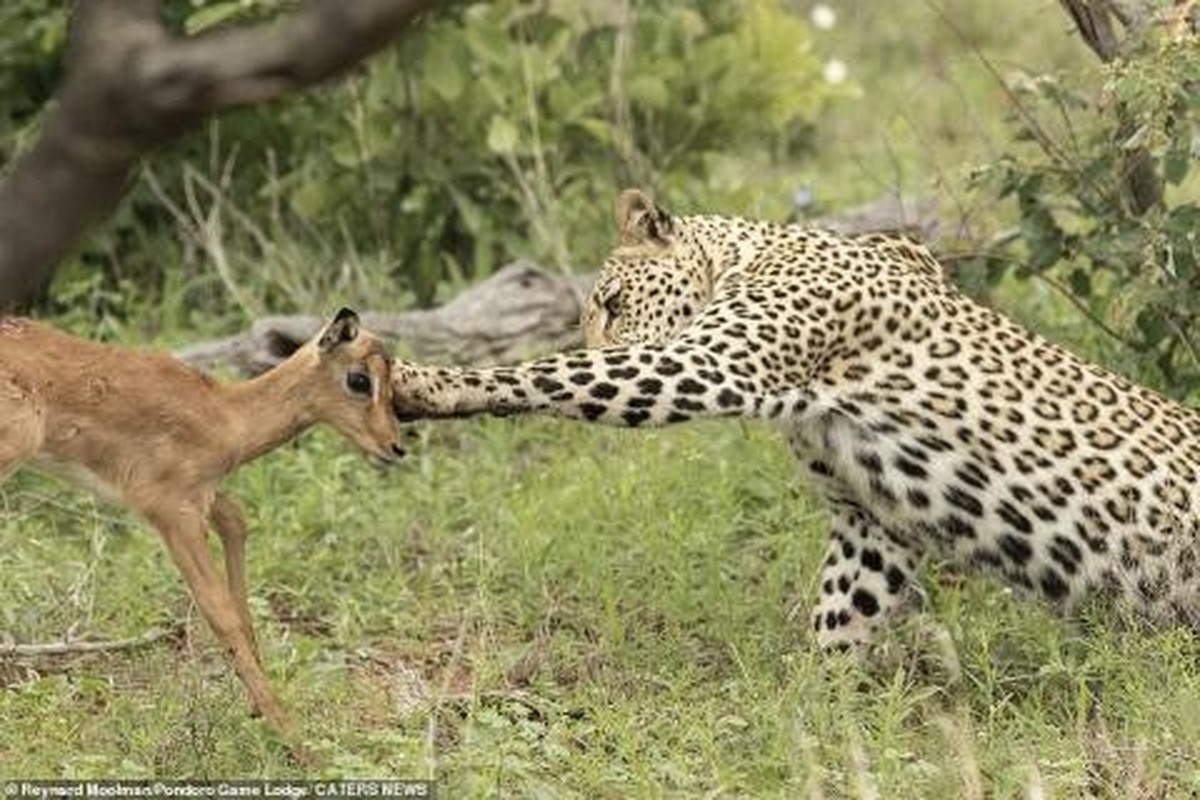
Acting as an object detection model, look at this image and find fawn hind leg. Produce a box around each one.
[210,493,260,665]
[152,502,304,756]
[0,377,43,481]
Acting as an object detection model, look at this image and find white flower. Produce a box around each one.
[822,58,847,84]
[811,4,837,30]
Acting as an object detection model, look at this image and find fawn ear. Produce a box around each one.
[319,307,360,352]
[617,188,673,246]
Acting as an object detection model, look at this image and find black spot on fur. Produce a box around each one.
[894,456,928,479]
[609,366,640,380]
[999,534,1033,565]
[944,486,984,517]
[636,377,663,396]
[716,388,744,408]
[532,376,565,394]
[997,500,1033,534]
[579,403,606,421]
[860,548,883,572]
[656,357,685,376]
[589,382,620,400]
[1048,535,1083,575]
[885,566,906,594]
[851,589,880,617]
[940,515,975,539]
[856,452,883,473]
[1039,569,1070,601]
[622,409,651,427]
[907,488,930,508]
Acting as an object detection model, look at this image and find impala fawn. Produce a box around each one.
[0,308,403,757]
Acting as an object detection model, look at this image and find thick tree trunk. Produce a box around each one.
[0,0,442,310]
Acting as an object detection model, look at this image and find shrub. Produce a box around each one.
[970,24,1200,398]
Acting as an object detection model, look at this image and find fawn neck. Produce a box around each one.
[221,351,320,466]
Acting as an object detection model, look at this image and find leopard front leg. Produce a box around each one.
[392,344,811,428]
[811,503,924,651]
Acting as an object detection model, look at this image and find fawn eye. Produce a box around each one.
[346,372,372,395]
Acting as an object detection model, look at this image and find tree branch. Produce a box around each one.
[1056,0,1163,216]
[0,0,443,310]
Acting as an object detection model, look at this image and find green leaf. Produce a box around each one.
[290,178,330,218]
[184,2,243,34]
[424,40,465,102]
[447,186,483,234]
[38,8,67,54]
[1163,144,1190,186]
[1136,308,1168,345]
[330,138,361,169]
[1068,268,1092,298]
[573,117,615,147]
[486,115,519,156]
[628,74,670,110]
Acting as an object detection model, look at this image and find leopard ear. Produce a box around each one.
[617,188,674,246]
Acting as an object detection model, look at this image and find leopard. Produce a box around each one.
[391,188,1200,650]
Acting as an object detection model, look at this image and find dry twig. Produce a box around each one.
[1,625,182,658]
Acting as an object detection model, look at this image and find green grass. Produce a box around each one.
[2,420,1199,795]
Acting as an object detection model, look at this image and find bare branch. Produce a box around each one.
[1058,0,1123,61]
[0,0,443,310]
[0,626,181,658]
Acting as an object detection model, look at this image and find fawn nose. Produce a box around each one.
[391,443,407,459]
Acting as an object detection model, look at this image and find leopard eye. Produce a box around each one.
[603,291,622,319]
[346,372,372,395]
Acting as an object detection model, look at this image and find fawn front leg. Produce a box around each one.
[0,377,42,480]
[210,493,259,666]
[151,503,306,759]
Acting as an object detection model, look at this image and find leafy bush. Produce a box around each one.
[0,1,66,154]
[971,25,1200,397]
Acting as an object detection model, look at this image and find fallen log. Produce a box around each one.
[175,260,589,373]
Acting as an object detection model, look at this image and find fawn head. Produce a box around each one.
[306,308,405,463]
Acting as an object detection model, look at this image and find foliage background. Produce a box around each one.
[1,0,839,320]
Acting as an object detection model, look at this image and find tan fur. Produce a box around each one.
[0,312,403,761]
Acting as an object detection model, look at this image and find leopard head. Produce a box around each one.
[581,189,715,348]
